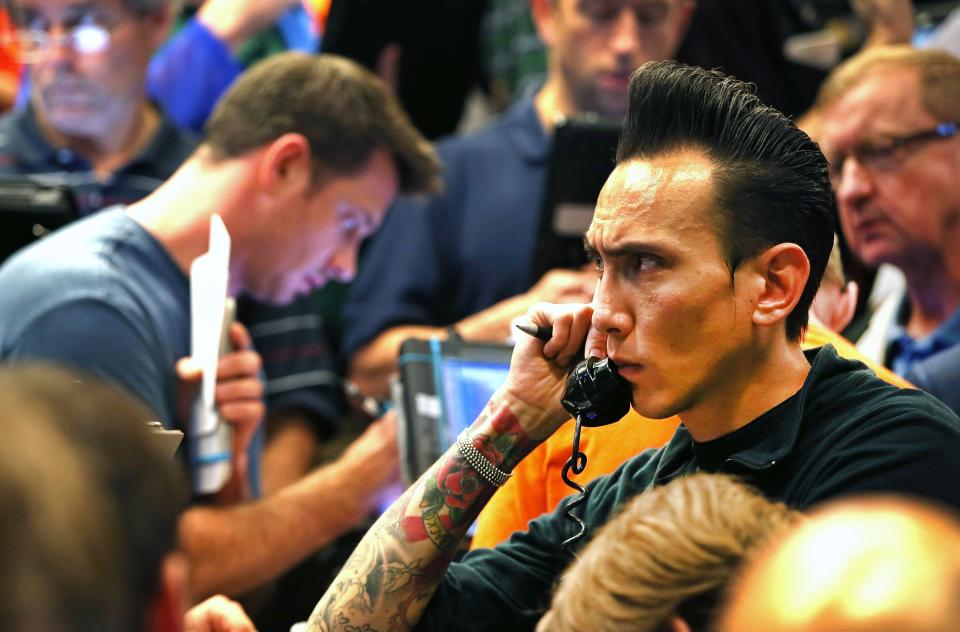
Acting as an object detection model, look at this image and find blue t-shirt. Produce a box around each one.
[0,208,189,424]
[0,207,264,492]
[342,96,551,359]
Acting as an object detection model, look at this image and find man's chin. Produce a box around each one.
[630,393,679,422]
[43,112,108,139]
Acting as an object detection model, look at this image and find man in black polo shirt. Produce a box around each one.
[306,61,960,632]
[0,0,194,215]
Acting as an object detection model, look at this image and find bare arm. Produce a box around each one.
[348,268,596,399]
[180,413,399,600]
[309,303,595,631]
[196,0,300,53]
[261,409,319,496]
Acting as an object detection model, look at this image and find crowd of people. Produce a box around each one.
[2,0,960,631]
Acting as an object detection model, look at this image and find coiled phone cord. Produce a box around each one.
[560,415,589,552]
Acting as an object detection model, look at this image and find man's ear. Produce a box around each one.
[750,243,810,329]
[811,280,859,333]
[661,616,693,632]
[147,552,190,632]
[256,133,312,200]
[530,0,558,48]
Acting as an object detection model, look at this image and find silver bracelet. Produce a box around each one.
[456,431,511,488]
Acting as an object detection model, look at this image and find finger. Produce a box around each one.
[558,306,593,366]
[176,356,202,382]
[215,377,264,403]
[220,401,265,442]
[542,310,572,360]
[585,325,607,360]
[378,409,398,434]
[228,321,253,351]
[183,610,211,632]
[217,349,262,379]
[229,447,250,495]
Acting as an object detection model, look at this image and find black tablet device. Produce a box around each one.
[394,337,513,483]
[530,115,620,281]
[0,178,79,264]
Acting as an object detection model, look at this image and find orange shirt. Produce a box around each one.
[0,8,21,104]
[470,322,912,549]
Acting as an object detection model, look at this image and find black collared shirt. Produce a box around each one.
[419,345,960,632]
[0,105,196,216]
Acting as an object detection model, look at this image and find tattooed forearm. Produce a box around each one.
[469,397,536,472]
[307,397,538,632]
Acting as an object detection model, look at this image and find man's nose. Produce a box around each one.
[835,156,876,207]
[591,275,633,337]
[326,246,358,284]
[609,9,642,57]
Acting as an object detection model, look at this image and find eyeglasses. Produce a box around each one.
[827,122,959,187]
[13,7,141,62]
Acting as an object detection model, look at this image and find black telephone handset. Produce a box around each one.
[558,356,632,551]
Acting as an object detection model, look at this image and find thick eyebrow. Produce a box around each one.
[584,235,670,260]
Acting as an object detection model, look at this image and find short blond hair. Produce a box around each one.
[537,474,801,632]
[815,45,960,122]
[821,236,846,290]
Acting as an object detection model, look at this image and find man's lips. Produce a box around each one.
[853,216,895,243]
[609,355,643,379]
[42,88,99,109]
[598,71,632,90]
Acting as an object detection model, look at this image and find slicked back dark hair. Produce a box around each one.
[617,61,836,340]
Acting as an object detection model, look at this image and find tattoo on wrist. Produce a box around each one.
[308,398,535,632]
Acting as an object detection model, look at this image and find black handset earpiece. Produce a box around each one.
[558,356,632,551]
[561,356,632,427]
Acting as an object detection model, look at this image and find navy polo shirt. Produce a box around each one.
[0,104,196,215]
[342,96,551,359]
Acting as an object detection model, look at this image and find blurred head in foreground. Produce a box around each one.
[722,496,960,632]
[538,474,801,632]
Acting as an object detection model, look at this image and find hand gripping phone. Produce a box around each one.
[558,356,632,550]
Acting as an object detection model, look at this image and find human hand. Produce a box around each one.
[525,266,597,306]
[337,411,401,513]
[339,410,400,496]
[500,302,594,440]
[176,322,265,502]
[852,0,915,46]
[184,594,257,632]
[196,0,301,51]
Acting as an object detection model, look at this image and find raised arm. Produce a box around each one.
[309,303,596,632]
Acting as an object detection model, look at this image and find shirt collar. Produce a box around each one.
[1,102,194,176]
[657,346,840,475]
[888,298,960,373]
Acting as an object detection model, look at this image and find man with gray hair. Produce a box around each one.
[0,0,195,215]
[815,46,960,412]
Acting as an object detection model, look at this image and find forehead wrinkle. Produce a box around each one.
[822,70,934,150]
[589,152,714,255]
